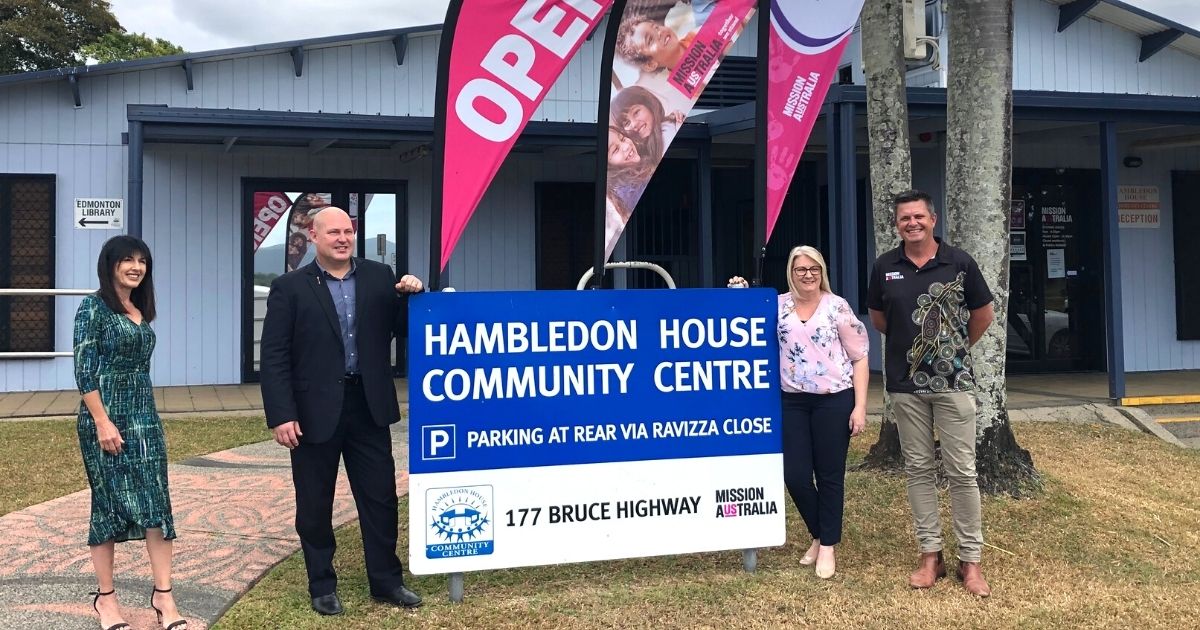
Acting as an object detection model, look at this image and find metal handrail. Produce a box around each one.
[0,288,96,359]
[575,261,676,290]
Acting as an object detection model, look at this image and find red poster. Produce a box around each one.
[765,0,864,243]
[250,192,292,252]
[438,0,612,271]
[603,0,756,261]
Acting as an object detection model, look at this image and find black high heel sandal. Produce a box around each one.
[149,587,189,630]
[90,590,130,630]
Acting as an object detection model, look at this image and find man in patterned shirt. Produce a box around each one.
[866,189,995,597]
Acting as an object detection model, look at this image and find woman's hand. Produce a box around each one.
[727,276,749,288]
[95,417,124,455]
[849,406,867,437]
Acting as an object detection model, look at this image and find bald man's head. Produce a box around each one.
[308,206,355,266]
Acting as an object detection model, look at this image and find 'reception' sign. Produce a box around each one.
[407,288,785,574]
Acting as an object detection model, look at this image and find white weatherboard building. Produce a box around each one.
[1,0,1198,398]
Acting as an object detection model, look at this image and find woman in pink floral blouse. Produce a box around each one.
[730,245,869,579]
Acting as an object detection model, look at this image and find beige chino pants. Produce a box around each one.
[891,391,984,563]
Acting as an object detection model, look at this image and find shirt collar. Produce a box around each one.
[895,236,945,265]
[315,257,356,279]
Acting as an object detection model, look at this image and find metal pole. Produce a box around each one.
[742,548,757,573]
[449,572,464,603]
[698,141,714,287]
[837,102,859,308]
[1099,121,1125,400]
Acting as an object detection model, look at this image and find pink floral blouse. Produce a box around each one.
[778,292,869,394]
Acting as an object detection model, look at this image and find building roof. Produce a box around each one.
[0,23,442,87]
[1047,0,1200,60]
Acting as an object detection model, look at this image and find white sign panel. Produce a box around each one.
[407,289,785,575]
[74,198,124,229]
[1117,185,1159,229]
[1047,248,1066,279]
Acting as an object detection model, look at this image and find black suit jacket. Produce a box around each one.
[259,259,408,444]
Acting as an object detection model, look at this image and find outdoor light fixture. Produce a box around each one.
[1123,156,1144,168]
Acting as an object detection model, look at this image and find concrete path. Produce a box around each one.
[3,372,1199,421]
[0,424,410,629]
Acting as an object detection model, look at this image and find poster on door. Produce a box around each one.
[1010,232,1027,262]
[1046,248,1065,279]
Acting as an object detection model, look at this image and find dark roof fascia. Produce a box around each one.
[0,24,442,87]
[1103,0,1200,42]
[127,105,709,144]
[825,85,1200,123]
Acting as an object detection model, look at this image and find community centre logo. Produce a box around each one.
[426,485,495,559]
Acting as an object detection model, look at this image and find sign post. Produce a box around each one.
[407,289,785,596]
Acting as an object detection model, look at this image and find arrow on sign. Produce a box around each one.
[78,218,109,227]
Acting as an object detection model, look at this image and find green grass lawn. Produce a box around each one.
[0,416,269,516]
[217,422,1200,629]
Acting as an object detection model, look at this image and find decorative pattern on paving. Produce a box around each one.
[0,438,410,627]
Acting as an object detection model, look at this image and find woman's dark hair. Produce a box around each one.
[96,235,156,322]
[611,86,667,161]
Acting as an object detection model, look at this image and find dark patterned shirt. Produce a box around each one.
[866,238,993,394]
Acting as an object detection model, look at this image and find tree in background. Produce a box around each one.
[0,0,183,75]
[943,0,1039,497]
[0,0,118,74]
[82,30,184,63]
[859,0,911,470]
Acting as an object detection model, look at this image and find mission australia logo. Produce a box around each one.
[714,486,778,518]
[426,485,494,559]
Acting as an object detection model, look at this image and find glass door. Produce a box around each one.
[243,180,406,381]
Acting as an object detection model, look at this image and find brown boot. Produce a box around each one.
[957,561,991,597]
[908,551,946,589]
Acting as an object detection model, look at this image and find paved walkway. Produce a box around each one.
[0,424,410,629]
[1,371,1197,627]
[2,372,1198,420]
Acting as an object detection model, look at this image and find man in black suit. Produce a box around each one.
[260,207,423,615]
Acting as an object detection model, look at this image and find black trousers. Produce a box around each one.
[781,388,854,546]
[290,381,404,597]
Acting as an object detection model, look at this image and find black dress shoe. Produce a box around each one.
[311,592,344,616]
[371,585,423,608]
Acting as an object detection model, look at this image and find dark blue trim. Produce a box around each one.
[182,59,194,91]
[290,46,304,78]
[67,75,80,108]
[698,140,714,287]
[127,121,144,238]
[836,102,858,307]
[1140,29,1184,62]
[1057,0,1101,33]
[1099,121,1125,400]
[0,24,443,87]
[393,34,408,65]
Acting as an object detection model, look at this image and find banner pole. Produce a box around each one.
[429,0,464,292]
[590,0,629,289]
[750,0,770,288]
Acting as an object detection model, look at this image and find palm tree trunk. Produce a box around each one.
[860,0,911,471]
[943,0,1038,496]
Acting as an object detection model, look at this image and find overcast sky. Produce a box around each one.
[108,0,1200,53]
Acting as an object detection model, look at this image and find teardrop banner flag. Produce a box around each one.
[763,0,865,244]
[598,0,757,264]
[431,0,614,286]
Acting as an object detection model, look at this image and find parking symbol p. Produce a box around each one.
[422,425,456,460]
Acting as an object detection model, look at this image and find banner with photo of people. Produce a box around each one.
[763,0,865,243]
[284,192,333,272]
[602,0,756,261]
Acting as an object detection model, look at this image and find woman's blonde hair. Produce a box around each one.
[785,245,832,297]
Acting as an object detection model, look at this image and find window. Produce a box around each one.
[0,175,56,353]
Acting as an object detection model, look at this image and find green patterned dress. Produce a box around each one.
[73,293,175,546]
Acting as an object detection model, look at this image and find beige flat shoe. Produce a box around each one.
[799,540,819,566]
[815,547,836,579]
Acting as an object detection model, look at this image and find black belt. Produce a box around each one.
[341,373,362,385]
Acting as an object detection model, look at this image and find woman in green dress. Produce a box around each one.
[74,236,187,630]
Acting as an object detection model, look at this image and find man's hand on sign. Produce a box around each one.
[727,276,750,288]
[396,274,424,294]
